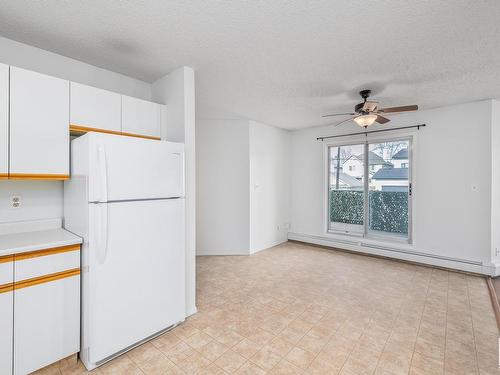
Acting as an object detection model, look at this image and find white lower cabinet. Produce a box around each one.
[14,276,80,375]
[0,247,80,375]
[0,260,13,375]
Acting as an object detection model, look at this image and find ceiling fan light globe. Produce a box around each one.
[354,114,377,127]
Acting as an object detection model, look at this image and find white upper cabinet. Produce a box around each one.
[0,63,8,178]
[70,82,121,133]
[10,67,69,178]
[122,95,161,138]
[160,104,167,141]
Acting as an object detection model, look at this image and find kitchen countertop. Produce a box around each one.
[0,220,82,257]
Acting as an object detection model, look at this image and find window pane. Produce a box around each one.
[328,144,364,233]
[368,140,410,238]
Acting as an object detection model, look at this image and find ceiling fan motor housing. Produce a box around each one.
[359,89,371,100]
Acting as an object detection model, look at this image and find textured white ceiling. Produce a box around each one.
[0,1,499,129]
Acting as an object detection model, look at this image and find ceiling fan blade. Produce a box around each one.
[322,112,355,118]
[362,100,378,112]
[331,117,355,127]
[375,115,390,124]
[378,105,418,113]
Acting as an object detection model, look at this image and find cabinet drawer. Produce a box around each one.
[0,256,13,285]
[15,245,80,281]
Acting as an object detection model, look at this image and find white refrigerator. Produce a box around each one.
[64,132,186,370]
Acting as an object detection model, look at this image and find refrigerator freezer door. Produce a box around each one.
[87,133,184,202]
[86,199,185,365]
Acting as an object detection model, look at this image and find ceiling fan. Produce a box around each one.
[322,89,418,128]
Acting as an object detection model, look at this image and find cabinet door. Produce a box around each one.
[10,67,69,178]
[122,95,161,138]
[0,258,13,375]
[0,64,8,179]
[70,82,121,133]
[160,104,167,140]
[14,251,80,375]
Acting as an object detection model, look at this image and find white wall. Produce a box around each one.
[289,100,494,274]
[249,121,291,253]
[152,67,197,316]
[0,36,151,100]
[196,119,250,255]
[0,181,62,223]
[0,36,153,225]
[196,119,290,256]
[491,99,500,268]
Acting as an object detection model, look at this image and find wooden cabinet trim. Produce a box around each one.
[8,173,70,180]
[70,124,122,136]
[0,254,14,264]
[70,124,161,141]
[0,283,13,294]
[14,244,80,261]
[14,268,80,290]
[120,131,162,140]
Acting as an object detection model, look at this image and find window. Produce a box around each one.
[349,165,355,171]
[328,138,412,241]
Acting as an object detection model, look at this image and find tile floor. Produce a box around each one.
[37,242,499,374]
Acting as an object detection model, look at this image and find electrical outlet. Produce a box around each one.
[10,194,21,209]
[496,247,500,257]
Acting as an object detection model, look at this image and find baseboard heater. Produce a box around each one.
[289,233,483,266]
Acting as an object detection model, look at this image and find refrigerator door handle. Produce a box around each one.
[97,145,108,203]
[96,204,109,264]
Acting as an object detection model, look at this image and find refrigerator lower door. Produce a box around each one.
[85,198,185,367]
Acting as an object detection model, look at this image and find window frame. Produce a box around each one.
[324,134,414,245]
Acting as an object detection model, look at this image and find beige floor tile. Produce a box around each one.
[284,347,315,370]
[250,347,282,371]
[100,355,142,375]
[152,332,183,352]
[215,350,247,373]
[198,363,227,375]
[269,360,302,375]
[185,332,214,350]
[164,341,197,365]
[233,338,262,359]
[198,340,230,362]
[264,337,295,358]
[76,243,499,375]
[234,361,267,375]
[410,352,444,375]
[177,352,212,374]
[128,342,165,366]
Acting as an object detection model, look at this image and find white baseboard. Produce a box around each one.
[250,238,288,255]
[488,260,500,277]
[196,249,249,256]
[288,232,493,276]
